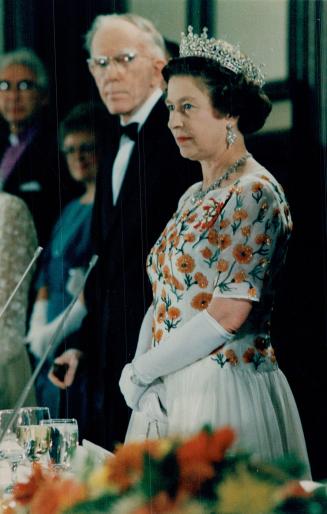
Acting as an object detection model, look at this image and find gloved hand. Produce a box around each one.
[27,299,87,359]
[119,363,148,410]
[138,381,168,424]
[27,299,48,335]
[66,267,86,297]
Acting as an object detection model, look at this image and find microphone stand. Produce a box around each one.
[0,254,98,445]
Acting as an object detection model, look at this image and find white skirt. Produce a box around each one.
[126,349,311,479]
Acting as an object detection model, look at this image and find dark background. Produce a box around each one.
[2,0,327,479]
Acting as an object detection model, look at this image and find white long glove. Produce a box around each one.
[27,299,87,359]
[138,381,168,424]
[27,299,49,332]
[119,310,234,409]
[134,304,154,358]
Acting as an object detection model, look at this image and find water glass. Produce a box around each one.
[16,406,51,463]
[40,419,79,470]
[0,409,25,493]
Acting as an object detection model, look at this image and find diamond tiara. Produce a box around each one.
[179,26,265,87]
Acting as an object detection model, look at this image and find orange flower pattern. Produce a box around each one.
[146,170,292,372]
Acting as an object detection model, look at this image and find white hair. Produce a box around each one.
[84,13,166,60]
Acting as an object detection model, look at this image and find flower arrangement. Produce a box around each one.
[6,426,327,514]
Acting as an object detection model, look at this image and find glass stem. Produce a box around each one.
[10,460,18,484]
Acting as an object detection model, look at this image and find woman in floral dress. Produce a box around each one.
[119,28,310,476]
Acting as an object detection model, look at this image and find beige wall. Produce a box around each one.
[215,0,288,82]
[127,0,290,132]
[128,0,187,42]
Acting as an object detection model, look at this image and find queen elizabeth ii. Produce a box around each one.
[120,27,311,478]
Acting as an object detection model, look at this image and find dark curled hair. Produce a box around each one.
[59,102,109,151]
[162,57,272,135]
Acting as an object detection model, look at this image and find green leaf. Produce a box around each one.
[63,493,118,514]
[140,452,179,499]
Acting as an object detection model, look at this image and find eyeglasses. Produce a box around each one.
[87,52,137,75]
[62,143,95,156]
[0,79,37,92]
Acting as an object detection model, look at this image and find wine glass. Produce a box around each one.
[0,409,25,493]
[40,418,79,470]
[16,407,51,463]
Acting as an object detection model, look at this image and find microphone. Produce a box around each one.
[0,246,43,320]
[0,254,99,444]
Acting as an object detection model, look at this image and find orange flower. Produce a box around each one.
[13,463,45,506]
[188,213,198,223]
[173,235,180,247]
[255,234,271,245]
[161,288,167,299]
[167,306,181,320]
[163,265,171,279]
[157,239,167,253]
[225,349,238,365]
[191,292,212,310]
[171,276,185,290]
[194,272,208,288]
[233,208,248,221]
[184,233,196,242]
[234,270,247,283]
[217,233,232,250]
[241,225,251,237]
[158,253,165,266]
[243,347,255,363]
[233,244,253,264]
[201,247,213,259]
[217,259,229,272]
[219,218,230,229]
[154,329,163,342]
[152,281,157,294]
[252,182,263,192]
[177,428,235,493]
[176,254,195,274]
[208,228,219,245]
[157,304,166,323]
[168,230,177,242]
[107,441,161,492]
[248,287,257,297]
[29,478,86,514]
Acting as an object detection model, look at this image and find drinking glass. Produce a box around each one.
[0,409,25,493]
[16,406,51,463]
[40,419,79,470]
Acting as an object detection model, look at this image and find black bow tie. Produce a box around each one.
[120,123,139,141]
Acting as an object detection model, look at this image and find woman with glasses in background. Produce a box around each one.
[26,102,109,416]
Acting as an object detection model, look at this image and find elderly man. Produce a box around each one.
[50,13,199,449]
[0,48,77,245]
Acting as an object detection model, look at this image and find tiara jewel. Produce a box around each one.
[180,26,265,87]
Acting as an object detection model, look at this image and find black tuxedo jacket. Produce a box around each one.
[73,98,200,449]
[0,119,81,246]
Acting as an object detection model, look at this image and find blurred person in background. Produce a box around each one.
[26,102,109,417]
[0,48,79,246]
[0,193,37,409]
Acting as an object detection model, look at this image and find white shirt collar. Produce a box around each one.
[120,88,162,129]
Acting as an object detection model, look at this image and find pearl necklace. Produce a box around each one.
[191,152,252,204]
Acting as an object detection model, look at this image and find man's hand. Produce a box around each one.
[48,349,83,389]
